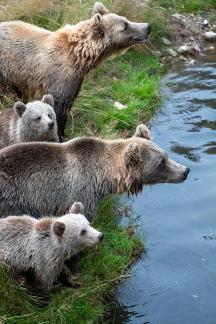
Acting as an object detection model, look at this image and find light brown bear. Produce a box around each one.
[0,202,103,291]
[0,94,59,148]
[0,2,151,137]
[0,124,189,220]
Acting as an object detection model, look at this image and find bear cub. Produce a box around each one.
[0,94,59,148]
[0,202,103,291]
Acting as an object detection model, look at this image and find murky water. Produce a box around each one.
[109,49,216,324]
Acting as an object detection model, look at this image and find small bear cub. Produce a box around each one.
[0,94,59,149]
[0,202,103,291]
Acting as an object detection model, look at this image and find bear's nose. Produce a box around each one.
[99,233,104,242]
[48,121,54,130]
[184,167,190,179]
[147,23,151,35]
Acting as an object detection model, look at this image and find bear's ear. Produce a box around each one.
[53,221,65,237]
[93,2,108,15]
[124,143,141,169]
[41,94,54,107]
[69,202,84,214]
[14,102,26,117]
[133,124,151,140]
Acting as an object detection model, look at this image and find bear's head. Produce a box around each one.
[91,2,151,49]
[117,124,190,195]
[52,202,103,256]
[14,94,57,141]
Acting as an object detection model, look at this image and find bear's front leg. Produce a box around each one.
[58,265,81,288]
[48,76,84,139]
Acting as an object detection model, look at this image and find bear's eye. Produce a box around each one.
[35,116,41,121]
[80,229,87,236]
[160,158,166,166]
[48,114,52,119]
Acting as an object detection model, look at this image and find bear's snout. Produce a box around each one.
[99,232,104,242]
[184,167,190,179]
[147,23,151,35]
[48,121,54,130]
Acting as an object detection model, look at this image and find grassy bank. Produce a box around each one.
[0,0,165,323]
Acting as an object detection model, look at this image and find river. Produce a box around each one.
[109,49,216,324]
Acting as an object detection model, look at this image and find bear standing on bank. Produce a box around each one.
[0,2,151,136]
[0,94,59,148]
[0,125,189,220]
[0,202,103,291]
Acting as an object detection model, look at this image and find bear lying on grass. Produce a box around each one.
[0,94,59,148]
[0,202,103,291]
[0,2,151,136]
[0,124,189,220]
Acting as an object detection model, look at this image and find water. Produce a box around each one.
[109,49,216,324]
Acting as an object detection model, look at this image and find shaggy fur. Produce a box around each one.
[0,124,189,220]
[0,202,103,291]
[0,2,151,136]
[0,94,59,148]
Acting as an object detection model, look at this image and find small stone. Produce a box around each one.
[178,45,190,54]
[166,48,177,57]
[203,19,208,26]
[206,46,214,50]
[162,37,171,46]
[172,13,181,20]
[179,55,187,61]
[205,31,216,40]
[114,101,127,110]
[153,50,162,57]
[186,58,196,66]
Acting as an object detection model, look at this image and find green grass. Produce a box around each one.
[0,198,143,323]
[153,0,216,13]
[66,51,162,138]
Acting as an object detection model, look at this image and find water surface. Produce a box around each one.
[110,49,216,324]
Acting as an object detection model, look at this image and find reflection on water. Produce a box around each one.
[108,49,216,324]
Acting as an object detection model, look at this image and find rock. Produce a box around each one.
[178,44,201,56]
[152,50,163,57]
[203,19,208,27]
[166,48,177,57]
[186,58,196,66]
[114,101,128,110]
[179,55,187,61]
[172,13,182,20]
[206,46,214,51]
[162,37,171,46]
[205,31,216,40]
[178,45,190,54]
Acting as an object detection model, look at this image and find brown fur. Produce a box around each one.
[0,202,103,290]
[0,95,59,148]
[0,124,189,220]
[0,2,151,136]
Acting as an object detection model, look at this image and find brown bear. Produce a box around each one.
[0,124,189,220]
[0,202,103,291]
[0,94,59,148]
[0,2,151,137]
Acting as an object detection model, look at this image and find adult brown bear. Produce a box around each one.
[0,2,151,137]
[0,125,189,220]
